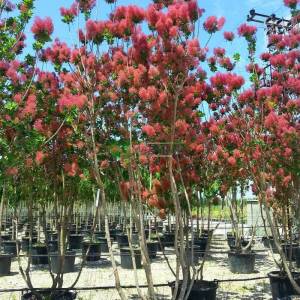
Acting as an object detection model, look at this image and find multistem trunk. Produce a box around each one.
[259,175,300,294]
[102,190,126,300]
[169,161,188,300]
[0,184,6,250]
[127,204,146,300]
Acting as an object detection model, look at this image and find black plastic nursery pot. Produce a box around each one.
[228,251,255,273]
[50,251,76,273]
[131,232,140,245]
[82,241,101,261]
[49,232,58,241]
[109,228,118,240]
[31,244,48,265]
[169,280,218,300]
[2,240,20,257]
[152,235,165,252]
[194,236,208,257]
[0,253,12,275]
[262,236,278,252]
[120,247,142,269]
[21,237,38,252]
[116,233,129,248]
[97,238,109,253]
[0,234,10,241]
[268,271,300,300]
[296,247,300,268]
[68,234,83,250]
[282,243,298,261]
[21,290,76,300]
[48,240,58,253]
[163,232,175,247]
[202,229,214,238]
[147,241,158,259]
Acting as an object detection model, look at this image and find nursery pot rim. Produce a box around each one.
[0,252,12,258]
[228,250,255,256]
[268,270,300,279]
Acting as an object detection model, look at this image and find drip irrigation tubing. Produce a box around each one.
[0,276,270,293]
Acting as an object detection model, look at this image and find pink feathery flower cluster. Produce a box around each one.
[64,161,79,177]
[76,0,96,13]
[237,23,257,38]
[142,125,156,137]
[203,16,225,34]
[60,2,78,22]
[86,20,107,43]
[20,95,37,118]
[58,94,87,110]
[45,39,71,64]
[31,17,54,40]
[224,31,235,41]
[283,0,299,8]
[210,73,245,91]
[35,151,45,165]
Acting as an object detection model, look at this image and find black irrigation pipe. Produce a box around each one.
[0,276,270,294]
[216,276,268,283]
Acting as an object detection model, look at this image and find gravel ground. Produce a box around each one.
[0,234,291,300]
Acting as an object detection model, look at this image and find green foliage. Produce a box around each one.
[233,52,241,62]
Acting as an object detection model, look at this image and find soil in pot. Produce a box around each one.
[228,251,255,273]
[0,254,12,275]
[147,241,158,259]
[68,234,83,250]
[268,271,300,300]
[116,233,129,248]
[82,241,101,261]
[21,290,76,300]
[50,251,76,273]
[120,247,142,269]
[31,244,48,265]
[169,280,218,300]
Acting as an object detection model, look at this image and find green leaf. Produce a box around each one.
[4,101,18,111]
[233,53,241,62]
